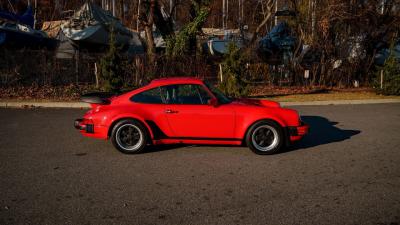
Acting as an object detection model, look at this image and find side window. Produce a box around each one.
[160,84,211,105]
[130,87,164,104]
[197,85,212,104]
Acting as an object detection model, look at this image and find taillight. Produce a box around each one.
[82,118,94,125]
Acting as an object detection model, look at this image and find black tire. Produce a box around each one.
[245,120,284,155]
[111,119,149,154]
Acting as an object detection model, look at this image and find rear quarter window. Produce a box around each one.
[130,87,164,104]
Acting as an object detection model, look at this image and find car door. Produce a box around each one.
[161,84,235,139]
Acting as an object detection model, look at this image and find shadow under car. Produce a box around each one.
[142,115,361,154]
[287,115,361,152]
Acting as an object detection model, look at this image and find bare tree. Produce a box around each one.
[249,0,276,45]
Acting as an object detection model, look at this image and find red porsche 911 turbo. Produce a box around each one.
[74,77,308,155]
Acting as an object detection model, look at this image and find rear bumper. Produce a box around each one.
[74,118,108,139]
[286,122,310,143]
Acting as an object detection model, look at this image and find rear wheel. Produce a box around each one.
[246,120,284,155]
[111,119,148,154]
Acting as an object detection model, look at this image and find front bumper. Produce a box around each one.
[286,122,309,142]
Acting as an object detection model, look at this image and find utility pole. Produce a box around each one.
[238,0,240,21]
[222,0,226,29]
[32,0,37,29]
[242,0,244,21]
[380,0,385,89]
[137,0,141,31]
[275,0,278,26]
[112,0,116,16]
[238,0,241,28]
[226,0,229,28]
[311,0,316,40]
[170,0,174,15]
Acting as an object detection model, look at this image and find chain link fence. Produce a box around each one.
[0,48,376,89]
[0,49,220,88]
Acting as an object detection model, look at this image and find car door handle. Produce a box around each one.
[165,109,179,114]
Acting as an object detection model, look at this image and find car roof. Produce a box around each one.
[149,77,204,86]
[116,77,208,101]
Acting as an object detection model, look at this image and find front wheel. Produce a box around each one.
[111,119,148,154]
[246,120,284,155]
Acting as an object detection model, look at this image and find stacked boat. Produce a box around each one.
[202,28,243,56]
[60,2,143,53]
[257,22,296,65]
[0,5,58,50]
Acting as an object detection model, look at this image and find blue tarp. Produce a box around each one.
[258,22,296,54]
[374,40,400,66]
[0,5,34,27]
[257,22,296,65]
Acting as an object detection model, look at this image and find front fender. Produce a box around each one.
[237,115,286,139]
[234,107,299,139]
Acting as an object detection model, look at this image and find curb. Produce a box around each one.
[0,102,90,108]
[280,99,400,106]
[0,99,399,109]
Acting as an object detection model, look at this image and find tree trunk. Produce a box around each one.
[145,25,156,55]
[144,0,156,60]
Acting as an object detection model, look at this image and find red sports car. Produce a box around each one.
[74,77,308,155]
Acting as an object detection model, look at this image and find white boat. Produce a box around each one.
[206,30,243,55]
[207,39,242,55]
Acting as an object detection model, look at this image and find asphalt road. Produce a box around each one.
[0,104,399,225]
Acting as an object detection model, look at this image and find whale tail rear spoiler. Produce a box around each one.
[81,92,115,105]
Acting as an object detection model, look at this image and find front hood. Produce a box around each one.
[232,98,281,108]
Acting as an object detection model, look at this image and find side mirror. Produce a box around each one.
[208,98,218,107]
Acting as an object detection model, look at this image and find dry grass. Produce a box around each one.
[266,91,400,102]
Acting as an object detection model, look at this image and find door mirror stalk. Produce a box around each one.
[208,98,219,107]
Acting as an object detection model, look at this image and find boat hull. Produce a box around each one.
[207,39,242,55]
[62,24,131,50]
[0,27,59,50]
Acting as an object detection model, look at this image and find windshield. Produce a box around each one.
[205,82,232,104]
